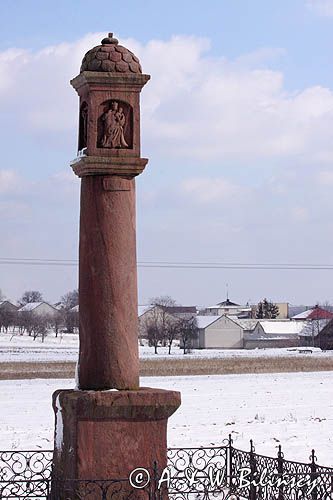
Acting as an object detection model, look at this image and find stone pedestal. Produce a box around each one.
[52,388,181,499]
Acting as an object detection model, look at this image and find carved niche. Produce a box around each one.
[78,102,88,152]
[97,100,133,149]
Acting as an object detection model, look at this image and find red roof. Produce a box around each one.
[307,307,333,320]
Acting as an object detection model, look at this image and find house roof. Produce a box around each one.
[138,305,154,317]
[292,307,333,320]
[196,315,221,329]
[216,298,240,307]
[18,302,44,312]
[0,300,18,309]
[162,306,197,314]
[259,320,307,335]
[18,302,57,312]
[228,316,258,330]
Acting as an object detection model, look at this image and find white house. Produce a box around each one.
[200,299,252,318]
[245,320,307,348]
[18,302,59,318]
[0,300,18,313]
[196,315,245,349]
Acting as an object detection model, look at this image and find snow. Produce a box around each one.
[1,332,333,362]
[0,372,332,466]
[259,320,307,335]
[54,394,63,450]
[292,310,314,320]
[228,317,258,330]
[196,315,221,328]
[18,302,43,312]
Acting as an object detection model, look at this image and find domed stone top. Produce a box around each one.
[80,33,142,74]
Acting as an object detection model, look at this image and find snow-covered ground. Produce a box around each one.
[0,332,332,362]
[1,372,332,466]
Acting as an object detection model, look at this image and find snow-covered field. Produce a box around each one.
[1,372,332,466]
[0,332,332,362]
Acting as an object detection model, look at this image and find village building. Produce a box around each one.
[299,319,332,349]
[291,305,333,321]
[200,298,252,318]
[194,315,243,349]
[245,320,307,349]
[18,302,59,318]
[0,300,18,313]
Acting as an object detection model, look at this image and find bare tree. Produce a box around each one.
[147,322,163,354]
[149,295,178,347]
[60,289,79,333]
[0,309,15,333]
[20,311,35,336]
[178,316,198,355]
[19,291,43,306]
[32,315,50,343]
[165,318,181,355]
[61,289,79,309]
[52,314,62,338]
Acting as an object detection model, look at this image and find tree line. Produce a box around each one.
[0,289,79,341]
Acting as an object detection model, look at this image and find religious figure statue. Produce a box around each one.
[101,101,128,148]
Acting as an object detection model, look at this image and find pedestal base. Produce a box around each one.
[51,387,181,499]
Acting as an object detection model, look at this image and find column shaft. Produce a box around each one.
[78,175,139,390]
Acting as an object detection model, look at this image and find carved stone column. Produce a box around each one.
[51,33,181,499]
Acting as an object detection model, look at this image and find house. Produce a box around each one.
[0,300,18,313]
[138,305,176,340]
[291,306,333,321]
[160,306,197,319]
[231,317,258,335]
[18,302,59,318]
[200,298,252,318]
[138,304,197,340]
[0,301,19,331]
[245,320,307,349]
[196,315,245,349]
[299,319,332,349]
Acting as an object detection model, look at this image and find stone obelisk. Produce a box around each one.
[51,33,181,498]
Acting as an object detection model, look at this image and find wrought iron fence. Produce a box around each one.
[1,438,333,499]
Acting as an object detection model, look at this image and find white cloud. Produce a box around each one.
[181,177,243,203]
[0,33,105,134]
[307,0,333,16]
[0,33,332,165]
[135,36,333,164]
[0,170,23,194]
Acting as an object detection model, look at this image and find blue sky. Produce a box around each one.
[1,0,333,305]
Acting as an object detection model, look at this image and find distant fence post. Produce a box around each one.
[249,440,257,500]
[228,434,233,490]
[277,445,284,500]
[310,450,318,500]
